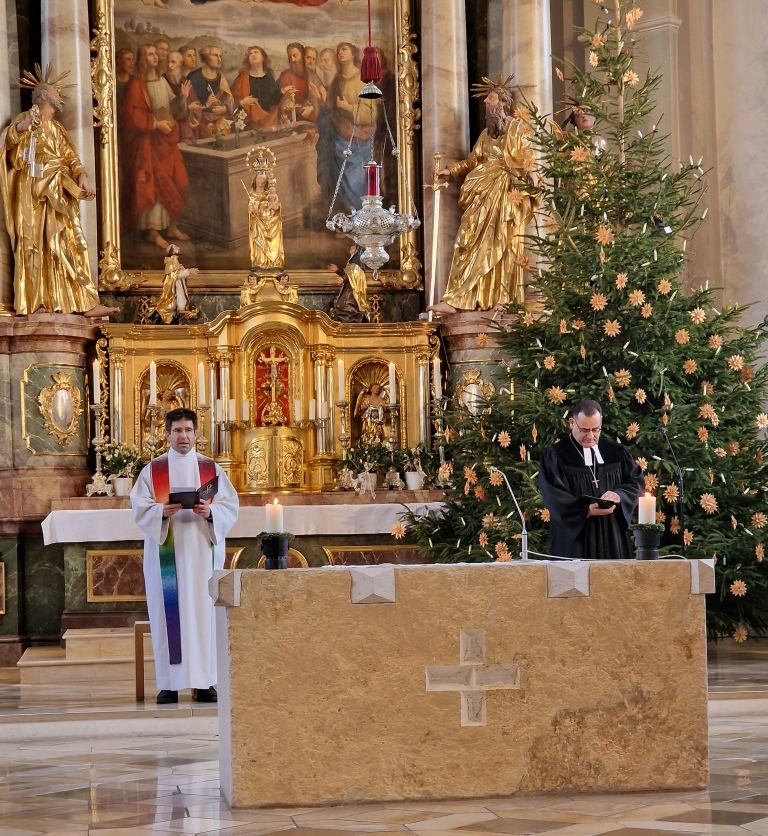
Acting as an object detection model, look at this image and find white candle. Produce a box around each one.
[432,357,442,401]
[149,361,157,405]
[308,398,316,420]
[92,360,100,405]
[320,402,329,419]
[197,362,206,406]
[215,399,224,422]
[241,399,249,423]
[265,498,284,533]
[337,358,345,396]
[389,362,397,405]
[293,398,301,423]
[228,398,236,422]
[638,493,656,525]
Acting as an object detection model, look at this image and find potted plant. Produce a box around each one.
[259,531,295,569]
[344,442,388,493]
[628,523,665,560]
[102,441,146,496]
[400,445,430,491]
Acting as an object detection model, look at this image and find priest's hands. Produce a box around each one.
[587,491,621,517]
[192,502,211,519]
[162,502,182,518]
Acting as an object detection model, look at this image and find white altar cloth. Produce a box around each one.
[41,503,444,545]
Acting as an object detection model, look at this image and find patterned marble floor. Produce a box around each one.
[2,641,768,835]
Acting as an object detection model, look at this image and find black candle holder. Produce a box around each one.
[629,524,664,560]
[259,532,295,570]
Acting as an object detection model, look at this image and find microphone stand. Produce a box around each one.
[489,466,528,561]
[661,428,685,557]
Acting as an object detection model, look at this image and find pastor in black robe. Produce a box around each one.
[538,434,645,560]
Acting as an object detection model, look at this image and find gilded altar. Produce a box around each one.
[100,299,437,492]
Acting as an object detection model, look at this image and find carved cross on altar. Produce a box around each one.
[258,346,289,425]
[425,629,520,727]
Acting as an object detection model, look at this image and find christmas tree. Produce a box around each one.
[403,0,768,641]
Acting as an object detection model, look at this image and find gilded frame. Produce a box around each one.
[0,562,5,615]
[322,544,425,565]
[90,0,422,292]
[86,547,245,601]
[20,363,87,456]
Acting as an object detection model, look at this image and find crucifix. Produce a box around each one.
[258,346,289,426]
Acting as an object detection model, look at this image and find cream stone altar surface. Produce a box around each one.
[213,559,713,808]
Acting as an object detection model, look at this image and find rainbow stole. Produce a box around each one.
[150,453,217,665]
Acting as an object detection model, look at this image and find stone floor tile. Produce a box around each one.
[456,818,571,834]
[405,813,500,831]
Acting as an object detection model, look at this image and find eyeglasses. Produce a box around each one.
[573,420,602,436]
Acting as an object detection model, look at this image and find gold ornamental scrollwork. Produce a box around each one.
[90,10,114,144]
[92,0,421,292]
[38,373,84,446]
[397,11,421,150]
[95,337,110,439]
[454,369,495,416]
[98,242,143,292]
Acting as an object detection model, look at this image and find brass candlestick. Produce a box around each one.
[433,401,452,489]
[335,401,355,491]
[383,404,404,491]
[196,405,210,453]
[145,403,162,460]
[86,403,113,497]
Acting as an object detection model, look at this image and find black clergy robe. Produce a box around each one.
[538,434,645,560]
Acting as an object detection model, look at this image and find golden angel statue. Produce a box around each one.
[354,381,388,446]
[429,74,540,314]
[0,66,118,317]
[246,146,284,270]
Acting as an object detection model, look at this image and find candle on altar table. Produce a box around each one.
[320,402,329,419]
[241,399,249,423]
[293,398,301,423]
[432,357,442,401]
[215,399,224,423]
[638,493,656,525]
[337,358,345,396]
[388,362,397,405]
[197,362,206,406]
[308,398,316,420]
[92,360,100,405]
[265,498,284,533]
[149,361,157,405]
[228,398,236,422]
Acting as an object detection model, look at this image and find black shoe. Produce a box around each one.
[192,686,217,703]
[156,689,178,704]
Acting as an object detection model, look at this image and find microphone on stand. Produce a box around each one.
[489,466,528,561]
[660,427,685,557]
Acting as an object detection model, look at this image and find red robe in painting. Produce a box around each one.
[120,77,189,227]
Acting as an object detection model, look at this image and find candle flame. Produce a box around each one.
[273,498,278,506]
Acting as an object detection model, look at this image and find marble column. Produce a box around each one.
[41,0,99,280]
[420,0,470,306]
[0,4,15,316]
[711,0,768,327]
[501,0,553,118]
[630,0,682,160]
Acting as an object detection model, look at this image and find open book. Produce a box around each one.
[168,475,218,508]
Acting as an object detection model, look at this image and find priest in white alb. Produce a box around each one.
[131,407,239,704]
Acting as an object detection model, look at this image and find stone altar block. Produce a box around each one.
[213,560,712,808]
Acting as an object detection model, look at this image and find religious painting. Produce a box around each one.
[93,0,420,285]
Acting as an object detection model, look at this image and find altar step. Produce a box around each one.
[17,627,155,689]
